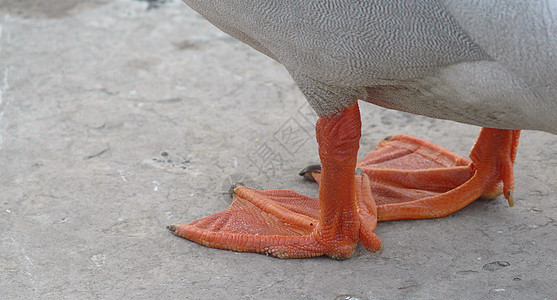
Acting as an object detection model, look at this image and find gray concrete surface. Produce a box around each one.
[1,0,556,298]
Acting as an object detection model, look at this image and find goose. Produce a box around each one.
[168,1,557,259]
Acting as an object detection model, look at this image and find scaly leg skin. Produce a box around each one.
[469,128,520,205]
[168,103,381,259]
[306,128,520,221]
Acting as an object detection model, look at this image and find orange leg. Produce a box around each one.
[168,103,381,258]
[307,128,520,221]
[471,128,520,205]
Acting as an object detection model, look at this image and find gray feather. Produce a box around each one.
[183,0,557,133]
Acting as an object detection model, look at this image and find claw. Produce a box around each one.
[506,190,514,207]
[228,182,245,199]
[298,164,321,181]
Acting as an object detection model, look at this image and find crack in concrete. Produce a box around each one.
[0,15,11,151]
[0,68,10,150]
[8,236,36,287]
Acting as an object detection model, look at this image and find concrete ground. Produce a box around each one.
[1,0,556,298]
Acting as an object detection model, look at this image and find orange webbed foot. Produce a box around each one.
[306,128,520,221]
[169,103,381,259]
[170,99,520,258]
[169,173,381,259]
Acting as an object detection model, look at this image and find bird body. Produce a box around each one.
[171,0,555,258]
[183,0,557,133]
